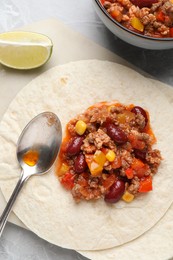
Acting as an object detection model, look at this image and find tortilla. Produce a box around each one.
[79,203,173,260]
[0,60,173,251]
[78,79,173,260]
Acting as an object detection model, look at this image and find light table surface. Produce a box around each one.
[0,1,173,260]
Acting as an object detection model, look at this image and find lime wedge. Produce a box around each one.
[0,31,53,70]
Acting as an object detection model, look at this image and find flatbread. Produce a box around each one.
[0,60,173,251]
[78,79,173,259]
[79,202,173,260]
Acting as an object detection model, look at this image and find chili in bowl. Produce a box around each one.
[92,0,173,49]
[56,102,162,204]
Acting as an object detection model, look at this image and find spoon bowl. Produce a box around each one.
[0,112,62,236]
[17,112,62,175]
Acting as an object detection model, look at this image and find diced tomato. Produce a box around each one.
[135,140,145,150]
[170,28,173,37]
[110,9,123,22]
[103,174,117,189]
[131,158,145,170]
[85,154,94,164]
[135,164,149,178]
[125,168,134,179]
[77,175,88,187]
[101,147,109,154]
[80,172,89,180]
[111,156,122,169]
[156,11,165,22]
[100,0,105,4]
[61,172,74,190]
[138,176,152,192]
[131,158,149,178]
[128,134,146,150]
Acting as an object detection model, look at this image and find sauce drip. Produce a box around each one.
[23,150,39,166]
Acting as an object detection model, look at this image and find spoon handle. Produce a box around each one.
[0,171,29,237]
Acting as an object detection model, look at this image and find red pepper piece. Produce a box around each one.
[61,172,75,190]
[138,176,153,192]
[125,168,134,179]
[156,11,165,22]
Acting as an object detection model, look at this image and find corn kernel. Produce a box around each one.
[75,120,87,135]
[106,150,116,162]
[122,191,134,202]
[93,150,106,166]
[58,163,69,176]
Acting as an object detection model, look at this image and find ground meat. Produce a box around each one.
[87,122,97,132]
[104,1,113,8]
[151,1,163,11]
[72,175,104,201]
[146,149,162,173]
[104,160,112,171]
[94,129,111,149]
[158,24,170,35]
[130,129,151,144]
[81,133,97,153]
[57,102,162,203]
[127,176,140,195]
[81,143,96,154]
[130,113,146,130]
[117,0,133,9]
[89,106,109,124]
[67,119,77,136]
[82,129,111,152]
[119,149,133,169]
[141,13,156,26]
[110,105,126,113]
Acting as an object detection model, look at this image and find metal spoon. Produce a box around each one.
[0,112,62,236]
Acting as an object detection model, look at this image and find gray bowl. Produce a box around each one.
[92,0,173,49]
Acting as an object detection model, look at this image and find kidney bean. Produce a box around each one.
[131,0,158,8]
[106,123,128,144]
[104,179,125,203]
[74,153,87,173]
[134,149,146,161]
[131,106,148,127]
[66,136,84,156]
[119,175,131,184]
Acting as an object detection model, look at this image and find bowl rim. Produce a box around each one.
[94,0,173,42]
